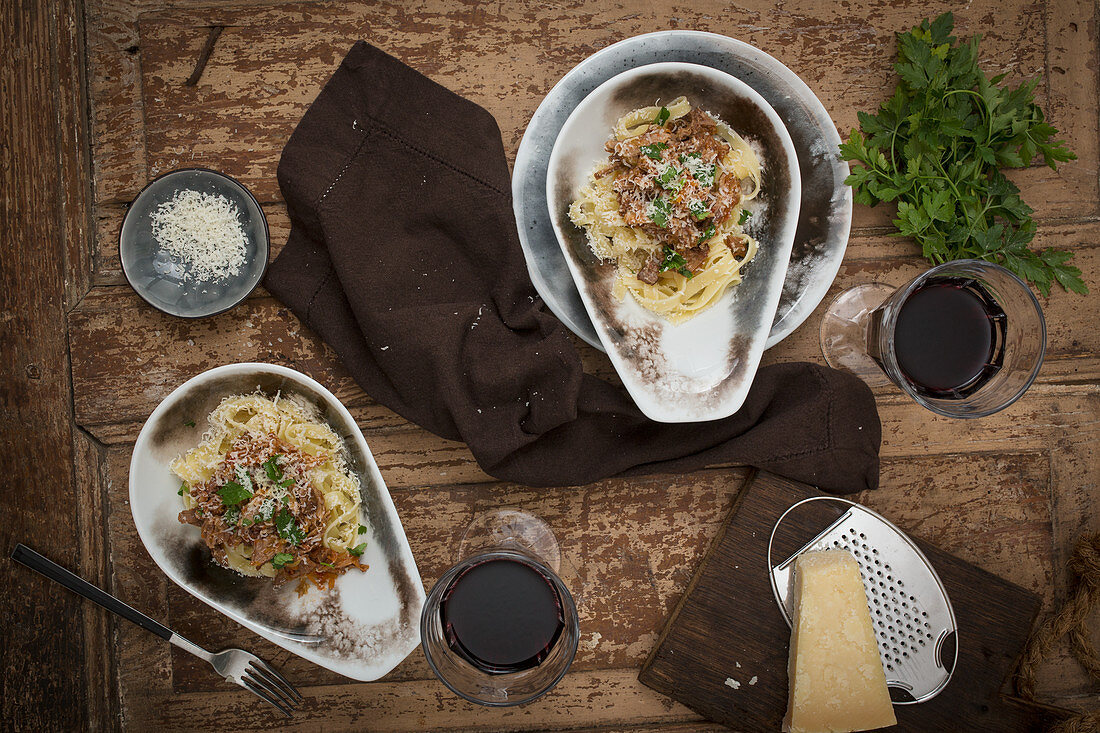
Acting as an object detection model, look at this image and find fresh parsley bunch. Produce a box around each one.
[839,13,1084,295]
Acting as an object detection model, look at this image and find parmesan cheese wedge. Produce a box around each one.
[783,550,897,733]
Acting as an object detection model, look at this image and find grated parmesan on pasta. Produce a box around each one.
[150,189,248,282]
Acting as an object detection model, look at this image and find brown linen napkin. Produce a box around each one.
[265,42,881,493]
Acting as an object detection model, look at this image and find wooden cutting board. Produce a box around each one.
[639,470,1050,731]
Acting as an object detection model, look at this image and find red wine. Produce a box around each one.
[440,557,565,673]
[892,277,1005,398]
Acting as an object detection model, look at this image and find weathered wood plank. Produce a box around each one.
[70,232,1100,450]
[103,434,1052,695]
[126,668,704,732]
[1,2,90,730]
[57,0,96,310]
[73,428,123,730]
[119,2,1075,207]
[101,428,175,722]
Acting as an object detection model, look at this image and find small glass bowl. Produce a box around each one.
[119,168,269,318]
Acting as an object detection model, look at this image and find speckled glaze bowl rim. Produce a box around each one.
[119,167,270,319]
[512,30,852,352]
[128,362,425,681]
[545,61,801,423]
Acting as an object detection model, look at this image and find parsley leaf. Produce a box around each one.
[348,543,368,557]
[658,245,694,279]
[274,510,305,546]
[358,525,368,535]
[641,142,668,160]
[653,106,670,126]
[688,200,710,221]
[183,419,195,428]
[278,478,295,488]
[271,553,294,569]
[738,209,752,226]
[217,481,253,506]
[648,197,672,228]
[223,505,241,527]
[255,500,276,523]
[656,165,683,191]
[262,455,283,483]
[839,12,1083,295]
[177,482,188,497]
[697,224,717,244]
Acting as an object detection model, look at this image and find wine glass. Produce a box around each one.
[420,509,579,706]
[819,259,1046,418]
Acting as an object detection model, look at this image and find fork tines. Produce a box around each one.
[241,659,303,717]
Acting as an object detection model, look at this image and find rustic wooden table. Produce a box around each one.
[3,0,1098,730]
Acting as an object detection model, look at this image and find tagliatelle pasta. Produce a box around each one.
[170,392,367,589]
[569,96,762,323]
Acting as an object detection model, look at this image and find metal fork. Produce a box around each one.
[11,543,302,716]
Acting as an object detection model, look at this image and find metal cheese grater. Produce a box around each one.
[767,497,957,704]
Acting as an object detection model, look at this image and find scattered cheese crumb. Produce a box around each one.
[735,662,741,668]
[724,677,741,690]
[150,188,247,282]
[749,676,758,685]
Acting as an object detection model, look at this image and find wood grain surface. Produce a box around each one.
[639,471,1047,732]
[1,0,1096,729]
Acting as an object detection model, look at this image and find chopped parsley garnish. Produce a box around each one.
[278,478,295,488]
[688,200,710,221]
[640,142,668,160]
[217,480,253,506]
[648,197,672,228]
[281,495,289,505]
[271,553,294,569]
[274,509,305,546]
[348,543,368,557]
[738,209,752,226]
[659,245,694,279]
[223,505,241,527]
[656,165,683,192]
[680,153,716,187]
[319,561,334,569]
[262,455,283,483]
[653,106,670,126]
[255,500,276,523]
[178,482,189,496]
[693,164,716,187]
[241,518,253,528]
[697,224,717,244]
[183,419,195,428]
[357,525,368,535]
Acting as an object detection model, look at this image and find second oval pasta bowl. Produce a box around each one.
[546,62,800,422]
[129,362,425,681]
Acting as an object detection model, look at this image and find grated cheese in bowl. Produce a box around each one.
[150,189,248,282]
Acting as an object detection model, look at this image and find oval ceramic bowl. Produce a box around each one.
[129,363,424,681]
[546,62,800,423]
[515,32,851,353]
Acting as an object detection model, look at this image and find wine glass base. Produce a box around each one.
[458,509,561,573]
[819,283,895,389]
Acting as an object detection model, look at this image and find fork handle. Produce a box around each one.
[11,543,172,641]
